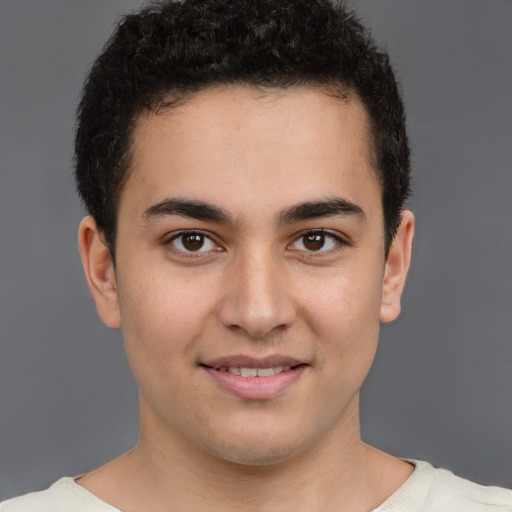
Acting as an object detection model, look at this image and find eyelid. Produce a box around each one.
[165,229,224,255]
[288,229,350,254]
[162,228,350,259]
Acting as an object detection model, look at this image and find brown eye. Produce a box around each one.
[182,233,205,251]
[169,232,218,253]
[290,230,343,253]
[303,232,325,251]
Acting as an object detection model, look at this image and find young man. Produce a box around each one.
[2,0,511,510]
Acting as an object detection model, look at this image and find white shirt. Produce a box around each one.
[2,460,511,511]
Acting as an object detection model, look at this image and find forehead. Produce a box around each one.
[122,85,381,220]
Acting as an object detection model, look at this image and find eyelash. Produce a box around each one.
[288,229,349,256]
[165,230,223,257]
[164,229,349,258]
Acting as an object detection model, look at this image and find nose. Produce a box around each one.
[216,248,296,339]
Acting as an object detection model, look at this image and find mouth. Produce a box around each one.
[205,364,298,377]
[200,356,308,400]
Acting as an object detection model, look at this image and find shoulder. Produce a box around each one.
[426,462,512,511]
[375,460,512,512]
[0,478,120,512]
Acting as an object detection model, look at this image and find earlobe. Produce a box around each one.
[78,216,121,328]
[380,210,415,323]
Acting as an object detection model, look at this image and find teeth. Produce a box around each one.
[240,368,258,377]
[218,366,293,377]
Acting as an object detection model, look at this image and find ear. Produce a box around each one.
[380,210,415,323]
[78,216,121,328]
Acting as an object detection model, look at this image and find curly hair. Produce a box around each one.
[75,0,411,258]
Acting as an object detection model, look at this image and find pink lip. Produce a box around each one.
[202,354,303,369]
[200,355,307,400]
[203,366,306,400]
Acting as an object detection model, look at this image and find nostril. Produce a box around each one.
[216,268,296,338]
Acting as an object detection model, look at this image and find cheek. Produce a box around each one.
[298,260,383,380]
[116,269,223,423]
[300,263,384,339]
[116,265,219,370]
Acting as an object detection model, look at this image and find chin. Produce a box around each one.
[209,443,299,467]
[201,426,313,468]
[193,404,343,468]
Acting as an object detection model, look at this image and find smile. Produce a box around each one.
[201,358,307,400]
[215,366,292,377]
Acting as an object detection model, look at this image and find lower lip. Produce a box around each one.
[202,366,306,400]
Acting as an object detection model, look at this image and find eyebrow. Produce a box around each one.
[142,196,365,226]
[279,198,365,225]
[142,198,232,224]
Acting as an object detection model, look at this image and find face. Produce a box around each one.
[80,85,413,466]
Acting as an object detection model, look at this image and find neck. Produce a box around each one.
[79,394,411,512]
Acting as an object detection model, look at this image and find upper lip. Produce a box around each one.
[201,355,306,369]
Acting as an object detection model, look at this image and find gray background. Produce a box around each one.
[1,0,511,500]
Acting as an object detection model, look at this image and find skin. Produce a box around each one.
[78,85,415,511]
